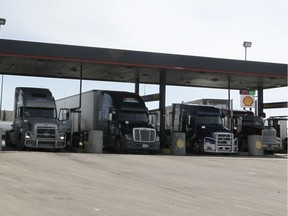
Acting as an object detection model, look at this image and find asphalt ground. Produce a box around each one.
[0,148,287,216]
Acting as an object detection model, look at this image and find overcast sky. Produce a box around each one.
[0,0,287,117]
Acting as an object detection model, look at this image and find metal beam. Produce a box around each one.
[159,69,166,148]
[258,88,264,117]
[135,76,139,94]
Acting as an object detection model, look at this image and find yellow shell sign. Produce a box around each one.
[177,139,185,149]
[255,141,262,150]
[240,95,255,108]
[243,96,254,106]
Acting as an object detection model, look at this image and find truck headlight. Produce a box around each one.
[156,136,160,142]
[60,134,66,140]
[125,134,133,140]
[25,132,31,139]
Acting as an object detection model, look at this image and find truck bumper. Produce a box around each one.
[204,143,238,153]
[263,143,282,151]
[25,139,66,149]
[204,145,238,153]
[122,139,160,152]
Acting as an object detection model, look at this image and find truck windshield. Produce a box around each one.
[195,115,222,125]
[242,120,263,127]
[118,111,148,123]
[23,108,56,119]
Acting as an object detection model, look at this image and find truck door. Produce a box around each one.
[11,106,23,144]
[186,114,196,140]
[58,108,72,134]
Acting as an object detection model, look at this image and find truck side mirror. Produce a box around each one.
[187,115,193,127]
[59,108,70,121]
[109,110,117,121]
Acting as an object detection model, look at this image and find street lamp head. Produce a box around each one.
[243,41,252,48]
[0,18,6,25]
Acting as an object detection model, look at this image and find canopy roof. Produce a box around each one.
[0,39,287,90]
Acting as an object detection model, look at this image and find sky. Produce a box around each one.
[0,0,287,117]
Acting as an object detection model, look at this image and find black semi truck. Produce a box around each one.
[56,90,160,153]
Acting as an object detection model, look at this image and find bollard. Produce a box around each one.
[248,135,263,156]
[171,132,186,155]
[84,130,103,153]
[0,128,2,151]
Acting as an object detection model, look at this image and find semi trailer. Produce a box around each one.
[7,87,66,150]
[150,103,238,154]
[56,90,160,153]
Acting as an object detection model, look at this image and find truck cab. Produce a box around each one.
[232,115,281,153]
[264,116,287,152]
[57,90,160,153]
[178,104,238,154]
[8,87,66,150]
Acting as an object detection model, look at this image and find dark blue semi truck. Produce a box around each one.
[150,103,238,154]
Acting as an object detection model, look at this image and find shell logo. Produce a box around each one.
[243,96,254,106]
[177,139,185,149]
[255,141,262,150]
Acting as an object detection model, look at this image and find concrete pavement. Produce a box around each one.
[0,151,287,216]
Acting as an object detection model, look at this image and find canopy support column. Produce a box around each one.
[135,76,140,94]
[159,69,166,148]
[258,88,264,117]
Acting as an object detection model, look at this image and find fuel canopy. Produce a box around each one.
[0,39,286,90]
[1,39,287,146]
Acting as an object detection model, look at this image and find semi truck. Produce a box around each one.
[7,87,66,150]
[264,116,287,152]
[150,103,238,154]
[236,116,281,153]
[221,109,282,153]
[56,90,160,153]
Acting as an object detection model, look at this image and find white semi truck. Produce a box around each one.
[7,87,66,150]
[56,90,160,153]
[264,116,287,152]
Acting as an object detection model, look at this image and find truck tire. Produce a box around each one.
[72,132,80,147]
[115,138,123,153]
[192,142,202,154]
[17,134,25,151]
[5,131,10,147]
[284,138,287,151]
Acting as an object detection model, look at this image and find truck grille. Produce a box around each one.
[262,129,276,143]
[133,128,156,142]
[215,133,233,145]
[37,127,56,139]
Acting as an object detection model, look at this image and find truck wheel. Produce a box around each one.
[115,138,123,153]
[72,132,80,147]
[284,138,287,151]
[17,134,25,151]
[192,142,201,154]
[5,131,10,147]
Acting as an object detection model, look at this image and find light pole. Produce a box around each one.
[243,41,252,61]
[0,18,6,120]
[0,18,6,34]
